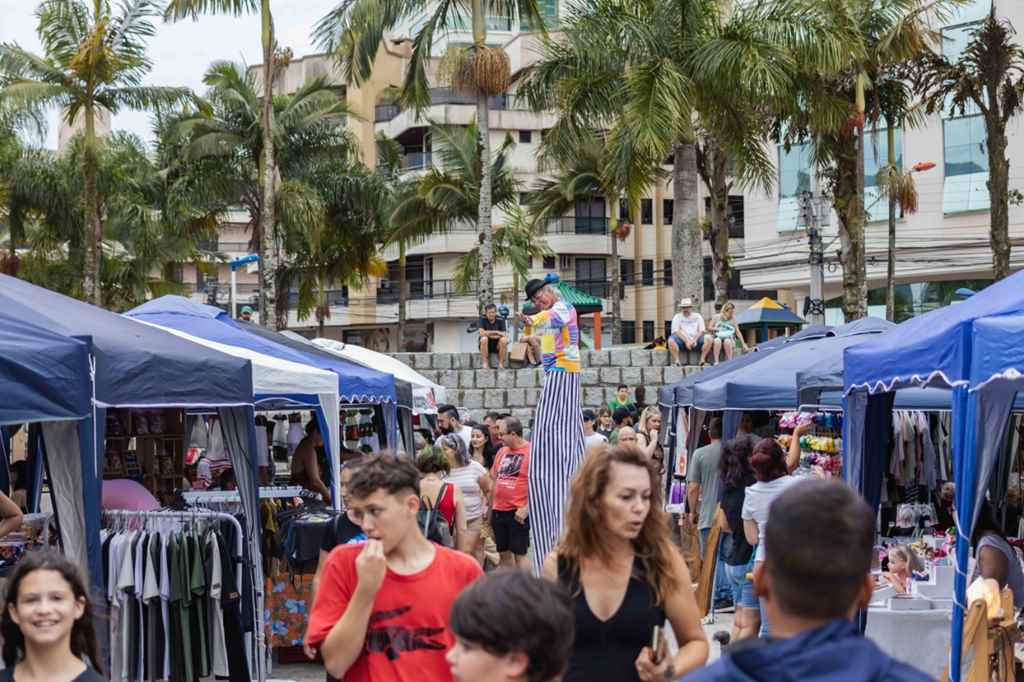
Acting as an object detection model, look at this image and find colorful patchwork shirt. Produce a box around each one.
[528,300,581,373]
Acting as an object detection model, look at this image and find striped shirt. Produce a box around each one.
[447,460,489,520]
[529,300,581,373]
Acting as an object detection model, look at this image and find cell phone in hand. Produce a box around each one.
[651,625,663,664]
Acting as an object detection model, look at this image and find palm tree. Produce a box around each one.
[389,120,519,333]
[0,0,191,305]
[783,0,953,320]
[166,0,282,326]
[173,60,352,326]
[914,12,1023,281]
[519,0,850,315]
[314,0,548,314]
[526,132,656,344]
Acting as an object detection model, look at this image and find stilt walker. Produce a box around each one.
[519,275,585,574]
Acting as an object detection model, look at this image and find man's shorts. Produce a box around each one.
[491,509,530,556]
[670,333,705,351]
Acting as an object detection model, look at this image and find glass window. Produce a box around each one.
[621,259,635,285]
[521,0,558,30]
[519,192,531,205]
[518,130,532,144]
[863,128,903,222]
[641,260,654,286]
[944,0,990,28]
[620,321,636,344]
[641,199,653,225]
[663,259,672,286]
[663,199,674,225]
[575,258,607,298]
[642,320,655,343]
[619,200,630,222]
[944,115,989,213]
[940,23,984,117]
[543,256,556,270]
[777,143,812,231]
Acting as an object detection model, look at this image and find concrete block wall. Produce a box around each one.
[393,349,702,426]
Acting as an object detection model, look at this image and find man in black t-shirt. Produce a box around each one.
[478,303,508,369]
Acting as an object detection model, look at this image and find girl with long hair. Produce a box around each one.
[702,301,748,365]
[438,433,493,562]
[882,544,924,595]
[743,438,801,635]
[595,407,614,440]
[635,407,665,472]
[417,446,467,546]
[718,435,760,641]
[0,550,103,682]
[543,445,707,681]
[469,425,498,470]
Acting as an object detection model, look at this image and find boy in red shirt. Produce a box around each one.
[305,453,483,681]
[490,417,531,570]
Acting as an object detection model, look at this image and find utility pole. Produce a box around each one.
[799,191,826,326]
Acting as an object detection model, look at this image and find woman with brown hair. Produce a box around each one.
[542,445,708,682]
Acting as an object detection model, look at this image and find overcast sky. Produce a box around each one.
[0,1,340,149]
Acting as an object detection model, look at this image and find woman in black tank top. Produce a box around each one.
[543,445,708,681]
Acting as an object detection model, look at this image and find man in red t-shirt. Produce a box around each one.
[490,417,531,569]
[305,453,483,681]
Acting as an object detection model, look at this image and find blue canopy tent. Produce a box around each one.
[0,275,268,680]
[843,271,1024,682]
[126,296,400,498]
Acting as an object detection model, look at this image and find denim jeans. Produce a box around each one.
[699,528,734,605]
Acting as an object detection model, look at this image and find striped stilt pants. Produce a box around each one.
[527,370,585,574]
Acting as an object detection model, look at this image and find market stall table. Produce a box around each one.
[866,603,951,679]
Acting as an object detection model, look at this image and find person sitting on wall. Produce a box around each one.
[479,303,509,369]
[669,298,706,367]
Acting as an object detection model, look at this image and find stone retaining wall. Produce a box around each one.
[393,349,700,425]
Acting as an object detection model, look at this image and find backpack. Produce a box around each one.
[418,483,455,547]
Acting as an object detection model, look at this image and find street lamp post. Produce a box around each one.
[230,254,260,319]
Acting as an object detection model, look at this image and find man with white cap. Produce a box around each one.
[669,297,706,366]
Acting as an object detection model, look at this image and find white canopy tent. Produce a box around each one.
[140,322,342,502]
[310,337,446,415]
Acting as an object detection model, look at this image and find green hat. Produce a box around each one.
[240,306,254,315]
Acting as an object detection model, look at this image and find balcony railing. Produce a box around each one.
[401,152,433,171]
[545,216,609,235]
[375,103,400,122]
[377,279,477,304]
[286,289,349,309]
[427,88,511,110]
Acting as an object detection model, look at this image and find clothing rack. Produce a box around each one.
[181,485,319,505]
[101,508,244,554]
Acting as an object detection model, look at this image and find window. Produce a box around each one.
[663,259,673,286]
[521,0,558,30]
[543,256,556,270]
[641,198,653,225]
[704,196,746,238]
[575,258,607,298]
[641,259,654,286]
[621,259,635,285]
[619,200,630,222]
[574,198,606,234]
[944,0,990,29]
[664,320,672,339]
[620,320,636,344]
[663,199,674,225]
[943,115,989,213]
[527,256,533,269]
[863,128,903,222]
[519,192,532,205]
[518,130,533,144]
[642,320,655,343]
[776,142,812,231]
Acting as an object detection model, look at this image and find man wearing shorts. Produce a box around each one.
[490,417,531,569]
[669,297,706,366]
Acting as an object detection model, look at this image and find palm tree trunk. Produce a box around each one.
[672,137,702,310]
[511,269,519,344]
[708,141,731,308]
[259,0,278,329]
[885,126,897,321]
[609,194,620,346]
[987,123,1011,280]
[472,0,494,311]
[397,240,407,351]
[83,104,102,305]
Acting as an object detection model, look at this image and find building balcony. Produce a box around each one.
[544,216,608,235]
[401,151,433,171]
[375,103,400,123]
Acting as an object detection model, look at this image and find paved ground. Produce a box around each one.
[269,612,735,681]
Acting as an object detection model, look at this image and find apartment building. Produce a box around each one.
[736,0,1024,323]
[190,11,766,352]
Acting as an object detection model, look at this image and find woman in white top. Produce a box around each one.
[438,433,493,563]
[703,301,748,365]
[742,437,801,635]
